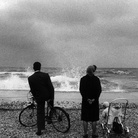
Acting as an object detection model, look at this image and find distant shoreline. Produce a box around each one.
[0,90,138,103]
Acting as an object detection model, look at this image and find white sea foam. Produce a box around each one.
[0,67,137,93]
[0,74,30,90]
[51,75,79,91]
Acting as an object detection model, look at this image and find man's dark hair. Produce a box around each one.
[33,62,41,71]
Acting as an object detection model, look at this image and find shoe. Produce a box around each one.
[92,134,98,138]
[36,131,42,136]
[83,134,88,138]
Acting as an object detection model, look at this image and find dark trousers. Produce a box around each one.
[36,99,54,131]
[37,100,45,131]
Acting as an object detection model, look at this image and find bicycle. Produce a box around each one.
[19,92,70,133]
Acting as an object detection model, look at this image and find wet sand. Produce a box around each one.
[55,91,138,103]
[0,90,138,104]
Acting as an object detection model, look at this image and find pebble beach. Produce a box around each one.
[0,91,138,138]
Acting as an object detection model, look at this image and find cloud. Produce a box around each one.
[0,0,138,67]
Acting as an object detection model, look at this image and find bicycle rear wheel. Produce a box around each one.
[19,104,37,127]
[50,107,70,133]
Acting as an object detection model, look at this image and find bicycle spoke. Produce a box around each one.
[51,107,70,133]
[19,105,37,127]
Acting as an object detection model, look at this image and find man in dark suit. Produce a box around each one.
[28,62,54,136]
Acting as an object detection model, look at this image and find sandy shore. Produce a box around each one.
[55,91,138,103]
[0,90,138,104]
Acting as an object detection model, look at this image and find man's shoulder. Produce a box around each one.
[28,73,35,79]
[37,72,50,79]
[40,72,49,76]
[29,72,49,78]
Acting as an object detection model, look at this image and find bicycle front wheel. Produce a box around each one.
[19,104,37,127]
[50,107,70,133]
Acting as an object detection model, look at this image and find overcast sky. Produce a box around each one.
[0,0,138,68]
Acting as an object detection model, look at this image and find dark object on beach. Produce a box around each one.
[112,117,123,134]
[28,62,55,134]
[80,65,102,137]
[19,94,70,133]
[100,98,130,138]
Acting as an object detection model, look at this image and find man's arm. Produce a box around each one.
[46,74,54,99]
[28,78,36,98]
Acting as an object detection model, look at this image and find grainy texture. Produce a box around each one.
[0,102,138,138]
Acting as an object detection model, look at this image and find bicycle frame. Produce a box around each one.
[19,91,70,133]
[28,92,54,119]
[106,98,129,126]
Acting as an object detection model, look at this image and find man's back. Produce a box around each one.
[28,62,55,135]
[28,71,54,101]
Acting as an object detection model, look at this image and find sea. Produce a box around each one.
[0,67,138,102]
